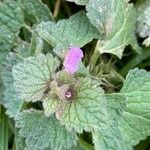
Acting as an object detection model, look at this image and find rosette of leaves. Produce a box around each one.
[43,71,112,132]
[11,47,150,149]
[12,45,134,150]
[12,52,113,133]
[3,0,150,149]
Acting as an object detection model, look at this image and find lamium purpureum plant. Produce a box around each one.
[1,0,150,150]
[43,47,84,119]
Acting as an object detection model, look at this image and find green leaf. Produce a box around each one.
[77,62,90,76]
[0,78,4,104]
[105,94,126,122]
[68,144,83,150]
[91,94,132,150]
[92,124,133,150]
[53,40,72,59]
[66,0,89,5]
[1,41,31,117]
[0,27,15,54]
[0,0,24,53]
[0,83,4,105]
[0,0,24,33]
[13,40,31,58]
[15,130,26,150]
[37,11,99,47]
[29,32,52,55]
[86,0,140,58]
[30,33,45,54]
[15,110,78,150]
[119,69,150,145]
[136,0,150,46]
[16,0,54,24]
[1,53,23,118]
[44,77,111,133]
[12,53,60,102]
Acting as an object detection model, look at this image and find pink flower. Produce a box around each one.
[63,47,83,74]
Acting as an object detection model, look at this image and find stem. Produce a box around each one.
[62,0,72,16]
[14,128,20,150]
[89,42,101,70]
[8,119,15,134]
[0,106,9,150]
[9,119,22,150]
[120,47,150,77]
[53,0,61,18]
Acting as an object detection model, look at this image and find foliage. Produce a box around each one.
[0,0,150,150]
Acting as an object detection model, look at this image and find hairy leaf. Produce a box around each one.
[0,77,4,105]
[29,33,45,54]
[29,32,52,55]
[37,11,99,47]
[13,41,31,58]
[12,53,60,102]
[15,110,78,150]
[86,0,140,58]
[93,124,133,150]
[92,94,131,150]
[119,69,150,145]
[1,42,31,117]
[16,0,54,24]
[0,0,24,33]
[0,27,15,56]
[67,144,83,150]
[1,53,23,118]
[0,0,24,54]
[105,94,126,122]
[44,76,111,133]
[53,40,73,59]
